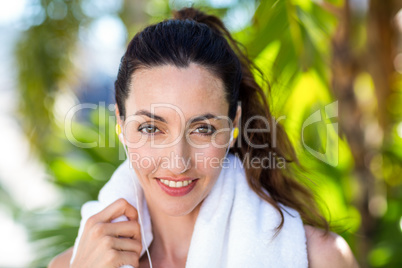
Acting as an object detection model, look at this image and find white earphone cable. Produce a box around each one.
[224,128,235,159]
[120,133,153,268]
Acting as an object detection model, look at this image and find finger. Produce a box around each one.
[89,199,139,224]
[105,221,142,240]
[105,250,140,268]
[102,236,142,253]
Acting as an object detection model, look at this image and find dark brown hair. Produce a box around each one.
[115,7,329,232]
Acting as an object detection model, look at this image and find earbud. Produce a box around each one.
[228,127,239,144]
[225,127,239,159]
[116,124,122,136]
[233,127,239,139]
[116,124,126,146]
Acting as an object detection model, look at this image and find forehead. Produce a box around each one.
[125,63,228,121]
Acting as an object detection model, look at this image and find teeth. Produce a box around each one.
[160,179,193,188]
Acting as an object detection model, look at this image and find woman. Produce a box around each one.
[50,7,359,268]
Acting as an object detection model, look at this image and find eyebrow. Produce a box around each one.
[134,109,220,124]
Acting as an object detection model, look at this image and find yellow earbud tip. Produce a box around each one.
[233,127,239,139]
[116,124,121,135]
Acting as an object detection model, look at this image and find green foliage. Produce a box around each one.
[235,0,358,234]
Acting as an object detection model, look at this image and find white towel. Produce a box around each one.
[70,153,308,267]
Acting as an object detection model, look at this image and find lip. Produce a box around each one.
[156,178,198,197]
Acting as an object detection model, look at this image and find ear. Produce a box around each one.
[115,104,123,126]
[230,105,242,148]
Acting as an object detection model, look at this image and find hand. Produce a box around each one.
[71,198,142,268]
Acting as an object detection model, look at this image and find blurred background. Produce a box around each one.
[0,0,401,267]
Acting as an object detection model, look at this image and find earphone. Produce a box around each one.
[225,127,239,159]
[229,127,239,143]
[116,123,153,268]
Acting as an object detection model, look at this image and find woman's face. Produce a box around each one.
[119,63,240,217]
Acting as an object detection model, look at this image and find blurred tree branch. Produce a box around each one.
[330,0,402,266]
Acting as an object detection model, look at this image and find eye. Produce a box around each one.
[192,124,216,136]
[138,124,160,135]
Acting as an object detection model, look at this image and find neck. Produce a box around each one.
[145,198,201,262]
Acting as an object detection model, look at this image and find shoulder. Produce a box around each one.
[48,247,73,268]
[304,225,359,268]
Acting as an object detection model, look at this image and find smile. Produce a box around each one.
[156,177,198,196]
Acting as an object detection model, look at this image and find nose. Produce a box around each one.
[167,135,192,175]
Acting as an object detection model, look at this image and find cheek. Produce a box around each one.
[193,146,227,176]
[127,144,160,176]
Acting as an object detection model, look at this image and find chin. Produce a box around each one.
[159,198,202,217]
